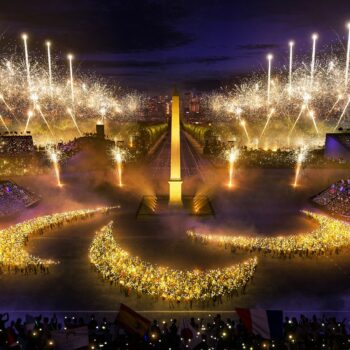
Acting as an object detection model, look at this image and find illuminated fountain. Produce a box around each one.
[47,146,63,187]
[293,145,308,188]
[129,135,134,148]
[227,147,239,188]
[112,146,124,187]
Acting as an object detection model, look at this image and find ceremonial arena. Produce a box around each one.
[1,155,349,313]
[1,2,350,348]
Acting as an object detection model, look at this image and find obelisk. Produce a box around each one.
[168,86,183,207]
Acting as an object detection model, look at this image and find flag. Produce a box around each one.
[236,308,283,339]
[178,319,201,349]
[51,326,89,350]
[116,303,151,337]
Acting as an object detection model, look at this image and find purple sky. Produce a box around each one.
[0,0,350,93]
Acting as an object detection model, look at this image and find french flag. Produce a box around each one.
[236,308,283,339]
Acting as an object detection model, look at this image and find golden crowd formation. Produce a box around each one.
[187,211,350,257]
[0,206,115,273]
[2,207,350,302]
[89,222,258,304]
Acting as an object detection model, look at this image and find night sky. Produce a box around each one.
[1,0,350,93]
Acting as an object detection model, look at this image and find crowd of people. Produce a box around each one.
[313,179,350,217]
[0,156,45,176]
[0,206,115,274]
[0,181,40,217]
[0,311,349,349]
[89,222,257,305]
[187,211,350,258]
[0,135,35,155]
[211,146,350,169]
[0,138,80,177]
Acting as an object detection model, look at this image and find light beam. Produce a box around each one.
[288,41,294,95]
[345,23,350,89]
[46,41,53,95]
[21,33,31,90]
[267,54,273,104]
[67,54,74,104]
[310,33,318,88]
[260,108,275,139]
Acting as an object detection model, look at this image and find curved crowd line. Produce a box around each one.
[89,221,258,303]
[187,211,350,257]
[0,206,116,273]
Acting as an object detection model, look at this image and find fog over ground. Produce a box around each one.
[1,134,350,319]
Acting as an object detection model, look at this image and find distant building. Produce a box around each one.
[64,123,114,172]
[96,122,105,138]
[75,123,114,151]
[143,95,170,121]
[190,95,200,113]
[325,132,350,161]
[183,92,192,113]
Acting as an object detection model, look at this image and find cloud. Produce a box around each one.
[0,0,193,53]
[79,55,236,69]
[237,44,280,50]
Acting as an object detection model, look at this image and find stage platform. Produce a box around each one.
[136,195,214,219]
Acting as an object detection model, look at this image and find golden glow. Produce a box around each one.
[24,110,33,133]
[112,147,124,187]
[67,54,74,104]
[187,211,350,257]
[293,146,307,187]
[289,41,294,95]
[346,23,350,89]
[0,114,9,132]
[288,104,306,138]
[22,33,31,89]
[227,147,239,188]
[46,40,53,94]
[260,108,275,139]
[239,119,250,143]
[89,222,258,302]
[334,94,350,131]
[46,146,62,187]
[267,54,273,104]
[310,33,318,88]
[0,207,114,271]
[309,110,319,134]
[169,87,182,206]
[67,107,82,136]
